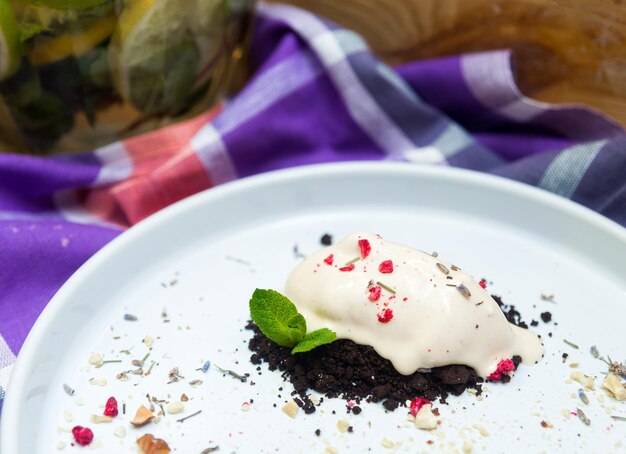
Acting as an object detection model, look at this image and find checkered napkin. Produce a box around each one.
[1,4,624,416]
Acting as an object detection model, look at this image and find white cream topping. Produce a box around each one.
[284,233,543,377]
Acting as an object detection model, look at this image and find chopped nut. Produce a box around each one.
[91,415,113,424]
[603,373,626,401]
[166,401,184,414]
[131,405,155,427]
[180,393,189,402]
[381,437,397,449]
[540,420,553,428]
[144,336,154,347]
[561,409,571,419]
[336,419,350,433]
[113,426,126,438]
[462,440,472,453]
[281,399,299,419]
[57,442,66,450]
[116,372,129,381]
[75,398,84,407]
[472,423,489,437]
[414,403,438,430]
[570,371,594,390]
[63,409,72,422]
[136,433,170,454]
[88,352,103,367]
[88,377,107,387]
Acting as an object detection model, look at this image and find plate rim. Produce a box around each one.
[2,162,624,450]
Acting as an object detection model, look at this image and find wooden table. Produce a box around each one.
[269,0,626,127]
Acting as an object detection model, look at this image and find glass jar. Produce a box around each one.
[0,0,254,154]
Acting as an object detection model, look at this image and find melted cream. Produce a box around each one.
[284,233,543,377]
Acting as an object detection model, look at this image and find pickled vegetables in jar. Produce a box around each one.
[0,0,254,154]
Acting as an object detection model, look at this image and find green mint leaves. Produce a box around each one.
[291,328,337,354]
[249,289,306,347]
[249,289,336,354]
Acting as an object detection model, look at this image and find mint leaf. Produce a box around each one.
[249,289,306,347]
[291,328,337,354]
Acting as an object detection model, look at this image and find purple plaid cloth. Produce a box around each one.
[0,4,624,414]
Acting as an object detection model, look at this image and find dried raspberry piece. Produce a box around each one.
[368,286,381,301]
[72,426,94,446]
[479,280,487,289]
[409,397,432,417]
[378,260,393,273]
[487,358,516,381]
[377,308,393,323]
[103,397,118,417]
[358,239,371,259]
[323,254,334,265]
[339,264,355,272]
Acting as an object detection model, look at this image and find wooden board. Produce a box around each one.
[269,0,626,127]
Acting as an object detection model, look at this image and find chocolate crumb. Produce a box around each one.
[530,320,539,327]
[320,234,333,246]
[247,321,482,413]
[492,295,529,328]
[540,312,552,323]
[315,429,321,436]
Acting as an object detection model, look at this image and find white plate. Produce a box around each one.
[2,163,625,454]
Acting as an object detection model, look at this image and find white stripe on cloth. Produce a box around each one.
[538,139,607,199]
[401,121,470,164]
[0,334,15,371]
[0,333,16,414]
[93,141,133,187]
[191,123,238,186]
[193,48,329,180]
[260,4,433,160]
[52,189,120,228]
[461,51,548,122]
[215,51,323,134]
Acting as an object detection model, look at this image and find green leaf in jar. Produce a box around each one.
[19,0,111,11]
[127,39,200,116]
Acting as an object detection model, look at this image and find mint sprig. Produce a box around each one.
[249,289,336,354]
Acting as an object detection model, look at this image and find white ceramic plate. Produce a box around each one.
[2,163,625,454]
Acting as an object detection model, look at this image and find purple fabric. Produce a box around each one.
[0,4,625,415]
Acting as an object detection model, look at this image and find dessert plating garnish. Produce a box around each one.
[358,239,371,259]
[72,426,94,446]
[376,281,396,295]
[368,285,382,301]
[378,260,394,273]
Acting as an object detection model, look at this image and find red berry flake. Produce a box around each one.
[358,239,371,259]
[72,426,94,446]
[377,308,394,323]
[103,397,118,417]
[323,254,334,265]
[410,397,432,417]
[487,358,516,381]
[368,286,382,301]
[479,280,487,289]
[339,264,355,272]
[378,260,393,273]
